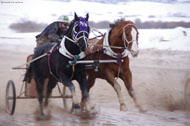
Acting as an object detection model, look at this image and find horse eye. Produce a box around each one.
[75,26,80,32]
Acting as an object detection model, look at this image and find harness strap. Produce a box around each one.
[103,30,130,58]
[85,48,105,58]
[116,53,123,79]
[89,35,103,40]
[59,36,86,59]
[47,43,77,81]
[48,44,61,81]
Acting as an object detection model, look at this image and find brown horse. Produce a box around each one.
[84,19,144,112]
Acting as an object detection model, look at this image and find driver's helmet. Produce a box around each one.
[57,15,69,24]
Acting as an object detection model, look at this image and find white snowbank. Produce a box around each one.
[139,27,190,51]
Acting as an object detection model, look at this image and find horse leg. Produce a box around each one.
[87,74,96,92]
[105,71,127,111]
[121,69,145,112]
[80,74,96,111]
[77,74,95,112]
[44,78,56,107]
[58,72,80,110]
[33,75,45,116]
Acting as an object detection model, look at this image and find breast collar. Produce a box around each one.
[103,30,130,58]
[59,36,86,59]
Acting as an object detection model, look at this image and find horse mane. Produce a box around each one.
[109,19,125,29]
[109,19,137,38]
[64,20,75,37]
[109,19,135,29]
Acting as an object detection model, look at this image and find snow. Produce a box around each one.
[0,0,190,51]
[138,27,190,51]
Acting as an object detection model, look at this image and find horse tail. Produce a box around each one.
[23,64,33,83]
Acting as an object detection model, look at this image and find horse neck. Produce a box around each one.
[64,28,81,55]
[65,39,80,56]
[108,29,124,53]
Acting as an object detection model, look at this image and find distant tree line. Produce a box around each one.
[9,19,47,33]
[134,18,190,29]
[9,19,190,33]
[90,19,190,29]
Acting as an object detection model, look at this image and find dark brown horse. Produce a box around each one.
[84,19,144,112]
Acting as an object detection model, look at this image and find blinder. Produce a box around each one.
[72,17,89,46]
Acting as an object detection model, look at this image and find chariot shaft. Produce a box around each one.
[69,60,122,64]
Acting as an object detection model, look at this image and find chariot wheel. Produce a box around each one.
[63,86,73,112]
[5,80,16,115]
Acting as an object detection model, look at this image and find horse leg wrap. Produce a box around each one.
[71,91,79,107]
[120,103,127,111]
[113,81,127,111]
[114,82,125,104]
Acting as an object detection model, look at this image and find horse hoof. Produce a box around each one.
[35,112,51,121]
[120,104,127,111]
[81,105,100,119]
[90,105,100,116]
[139,106,147,113]
[73,108,81,116]
[74,104,80,109]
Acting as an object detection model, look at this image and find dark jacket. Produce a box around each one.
[36,22,66,46]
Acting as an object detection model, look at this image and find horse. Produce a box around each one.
[84,19,144,112]
[24,13,94,116]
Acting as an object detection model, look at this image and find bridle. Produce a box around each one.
[103,23,138,58]
[122,24,138,50]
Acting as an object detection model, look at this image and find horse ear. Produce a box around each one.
[109,23,115,28]
[85,13,89,21]
[74,12,79,21]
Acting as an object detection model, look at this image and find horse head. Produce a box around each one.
[122,21,139,57]
[68,12,89,52]
[110,20,139,57]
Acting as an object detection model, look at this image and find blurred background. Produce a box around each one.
[0,0,190,51]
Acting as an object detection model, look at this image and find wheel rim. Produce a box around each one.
[5,80,16,115]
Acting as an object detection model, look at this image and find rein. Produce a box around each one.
[89,43,124,49]
[88,27,124,50]
[12,45,60,70]
[89,26,104,40]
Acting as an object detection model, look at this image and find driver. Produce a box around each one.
[35,15,69,47]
